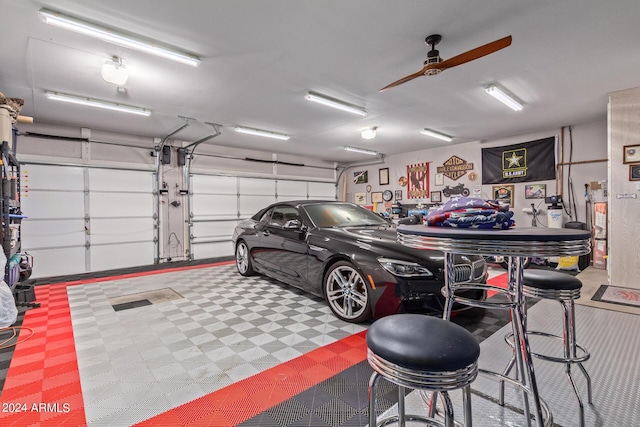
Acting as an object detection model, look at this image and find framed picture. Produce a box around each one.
[630,164,640,181]
[430,191,442,203]
[623,145,640,164]
[435,173,444,186]
[371,192,383,203]
[395,190,402,201]
[354,192,366,205]
[353,170,368,184]
[493,184,514,207]
[379,168,390,185]
[525,183,546,199]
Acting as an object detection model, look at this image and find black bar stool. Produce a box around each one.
[367,314,480,427]
[500,270,592,427]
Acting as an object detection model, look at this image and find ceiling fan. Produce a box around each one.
[379,34,512,92]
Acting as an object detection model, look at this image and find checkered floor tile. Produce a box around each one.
[1,262,515,426]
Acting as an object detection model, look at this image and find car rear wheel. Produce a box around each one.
[324,261,371,323]
[235,241,255,276]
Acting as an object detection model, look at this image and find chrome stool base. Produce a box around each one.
[500,272,593,427]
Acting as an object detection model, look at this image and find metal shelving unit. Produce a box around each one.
[1,130,36,307]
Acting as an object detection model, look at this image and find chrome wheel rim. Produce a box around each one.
[326,265,368,320]
[236,243,249,273]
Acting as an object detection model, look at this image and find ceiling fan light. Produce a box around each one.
[45,91,151,116]
[101,57,128,85]
[344,146,378,155]
[304,92,367,116]
[420,128,453,142]
[38,8,201,67]
[234,126,290,140]
[485,85,523,111]
[361,126,377,140]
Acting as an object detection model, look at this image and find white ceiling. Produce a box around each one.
[2,0,639,162]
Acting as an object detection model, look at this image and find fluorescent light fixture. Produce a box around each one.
[234,126,290,141]
[45,91,151,116]
[101,56,128,85]
[361,126,377,140]
[344,146,378,156]
[485,85,523,111]
[38,8,201,67]
[420,128,453,142]
[304,92,367,116]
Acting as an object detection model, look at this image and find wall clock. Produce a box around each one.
[383,190,393,201]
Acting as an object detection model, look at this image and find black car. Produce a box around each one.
[232,200,487,323]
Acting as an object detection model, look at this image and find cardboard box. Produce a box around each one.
[593,239,607,269]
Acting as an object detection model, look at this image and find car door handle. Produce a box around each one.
[262,230,270,236]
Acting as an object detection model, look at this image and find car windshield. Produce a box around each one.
[303,203,389,228]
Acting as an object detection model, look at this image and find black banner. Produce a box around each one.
[482,136,556,184]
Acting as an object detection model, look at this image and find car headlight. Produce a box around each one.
[377,257,434,278]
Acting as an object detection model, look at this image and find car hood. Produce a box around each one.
[319,225,442,260]
[318,225,484,263]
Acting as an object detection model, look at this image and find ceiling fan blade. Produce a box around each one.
[379,63,441,92]
[436,35,512,71]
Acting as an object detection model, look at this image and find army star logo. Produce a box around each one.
[506,152,523,167]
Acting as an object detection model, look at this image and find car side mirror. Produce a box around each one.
[283,219,303,230]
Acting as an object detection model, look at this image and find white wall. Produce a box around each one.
[342,119,607,229]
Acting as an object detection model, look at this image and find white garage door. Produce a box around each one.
[20,164,155,278]
[190,175,335,260]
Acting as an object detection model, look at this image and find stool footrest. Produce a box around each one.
[504,331,591,364]
[442,283,517,310]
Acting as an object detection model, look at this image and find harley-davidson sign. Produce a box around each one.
[436,156,474,180]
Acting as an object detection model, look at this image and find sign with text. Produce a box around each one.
[437,155,474,181]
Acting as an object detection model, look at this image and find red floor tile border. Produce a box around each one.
[134,330,368,427]
[0,283,87,427]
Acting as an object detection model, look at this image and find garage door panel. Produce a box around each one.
[192,221,237,240]
[22,164,85,191]
[21,219,85,248]
[192,241,233,259]
[20,164,155,277]
[89,192,153,217]
[89,169,153,192]
[277,180,307,197]
[21,191,85,219]
[239,195,276,217]
[192,175,237,194]
[28,247,86,278]
[276,195,307,202]
[91,241,154,271]
[91,218,154,244]
[308,182,336,199]
[239,177,275,194]
[192,194,237,218]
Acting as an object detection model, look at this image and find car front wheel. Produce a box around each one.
[324,261,371,323]
[235,241,255,276]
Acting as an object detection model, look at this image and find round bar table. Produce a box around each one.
[397,225,591,427]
